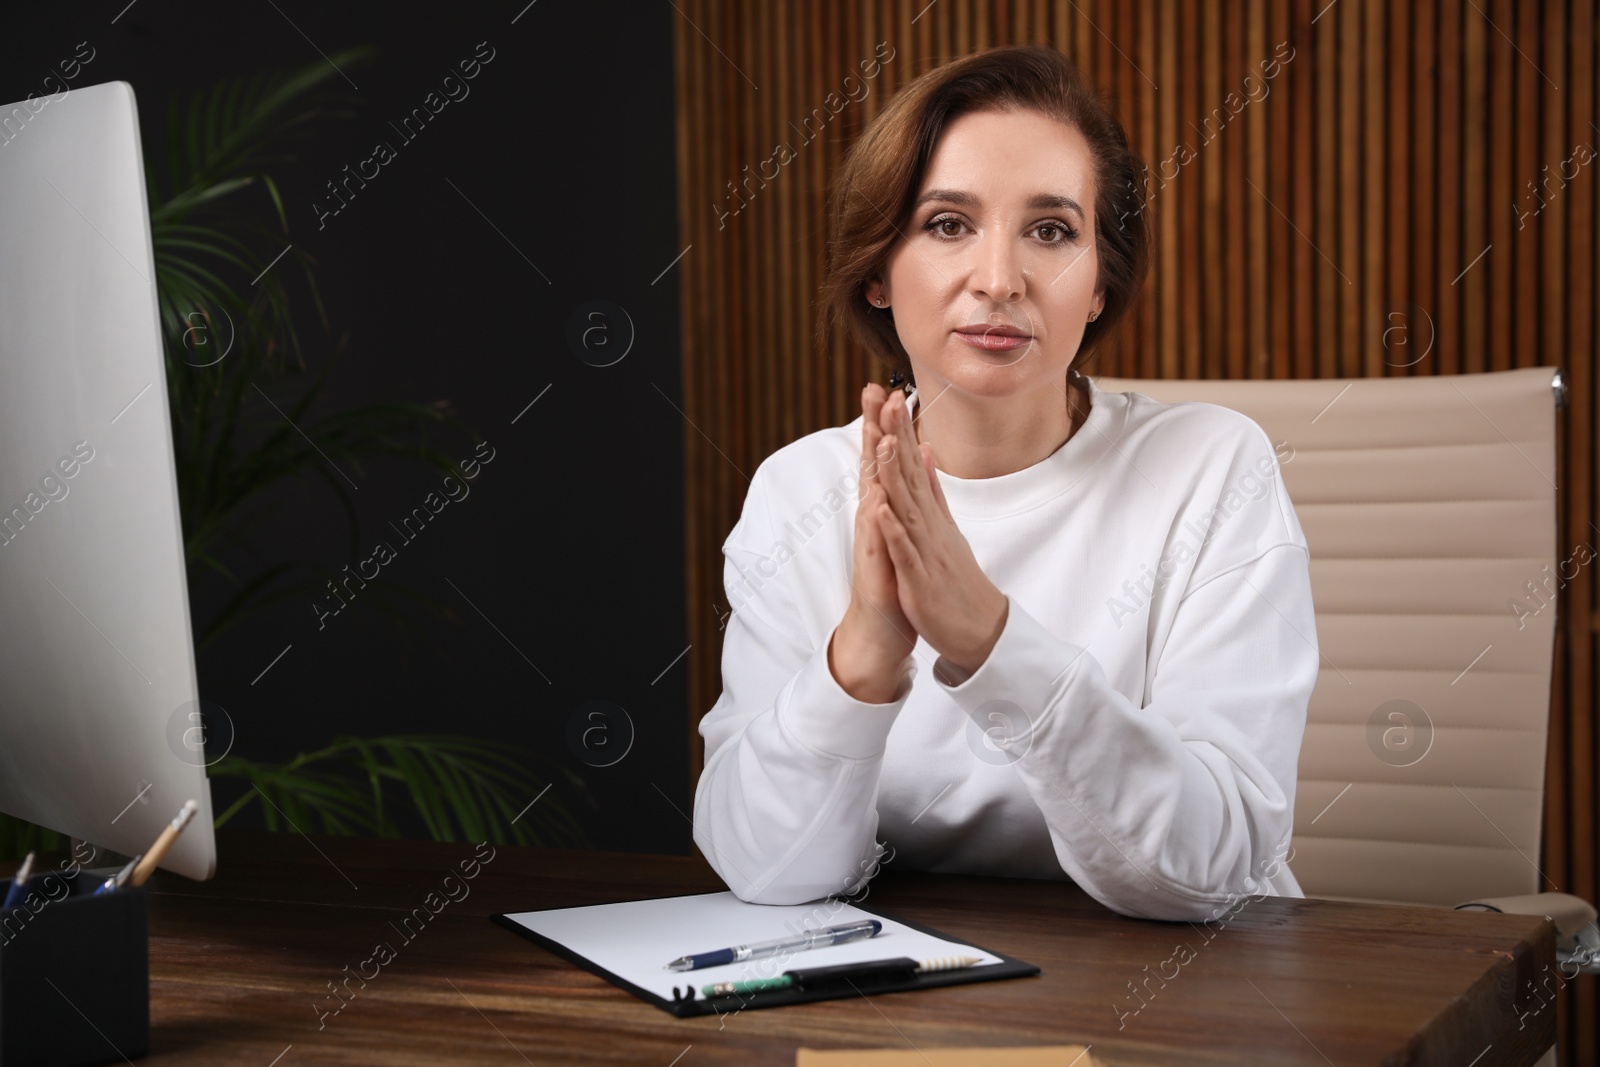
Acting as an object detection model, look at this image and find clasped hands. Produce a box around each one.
[833,382,1009,699]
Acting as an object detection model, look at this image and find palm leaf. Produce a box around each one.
[216,758,377,836]
[210,737,589,848]
[112,47,598,859]
[151,156,464,646]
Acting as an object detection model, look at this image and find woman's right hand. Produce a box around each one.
[829,383,919,703]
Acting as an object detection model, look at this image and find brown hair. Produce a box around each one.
[817,43,1150,383]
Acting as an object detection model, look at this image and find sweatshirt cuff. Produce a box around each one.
[933,596,1083,745]
[775,638,916,761]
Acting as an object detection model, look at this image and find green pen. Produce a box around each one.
[704,974,796,996]
[701,954,982,997]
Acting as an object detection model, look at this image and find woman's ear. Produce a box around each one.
[866,279,888,308]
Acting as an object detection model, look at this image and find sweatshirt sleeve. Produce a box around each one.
[693,463,915,905]
[931,536,1318,921]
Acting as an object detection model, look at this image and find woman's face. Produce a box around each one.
[868,107,1105,401]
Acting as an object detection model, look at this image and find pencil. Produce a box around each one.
[127,799,200,888]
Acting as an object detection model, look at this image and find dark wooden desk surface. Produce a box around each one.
[25,830,1557,1066]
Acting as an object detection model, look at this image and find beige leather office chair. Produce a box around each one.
[1094,368,1596,991]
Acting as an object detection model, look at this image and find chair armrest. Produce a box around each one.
[1456,892,1595,937]
[1456,892,1600,975]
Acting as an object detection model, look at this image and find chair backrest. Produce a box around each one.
[1093,368,1561,906]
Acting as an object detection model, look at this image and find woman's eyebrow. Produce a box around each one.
[914,188,1086,219]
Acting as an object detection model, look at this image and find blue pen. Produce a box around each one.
[92,855,142,897]
[665,919,882,971]
[2,851,35,909]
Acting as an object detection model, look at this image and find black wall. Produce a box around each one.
[1,1,690,855]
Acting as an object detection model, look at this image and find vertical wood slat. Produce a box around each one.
[1360,0,1384,380]
[1513,0,1542,377]
[1134,0,1156,379]
[1179,0,1202,379]
[1388,0,1411,377]
[1266,0,1291,382]
[1436,0,1462,384]
[1543,0,1567,384]
[675,5,1598,1058]
[1411,0,1437,380]
[1220,0,1245,380]
[1488,0,1514,372]
[1313,0,1339,377]
[1337,0,1361,378]
[1156,1,1180,380]
[1462,2,1488,374]
[1291,0,1315,382]
[1245,0,1268,378]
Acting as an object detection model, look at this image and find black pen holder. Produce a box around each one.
[0,869,148,1067]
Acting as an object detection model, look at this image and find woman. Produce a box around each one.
[693,43,1317,922]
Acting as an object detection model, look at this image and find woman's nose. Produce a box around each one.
[968,233,1024,303]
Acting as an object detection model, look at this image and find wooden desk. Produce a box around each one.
[46,830,1560,1065]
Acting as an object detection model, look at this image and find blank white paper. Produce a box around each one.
[500,891,1005,1001]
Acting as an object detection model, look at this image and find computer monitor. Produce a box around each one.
[0,80,216,880]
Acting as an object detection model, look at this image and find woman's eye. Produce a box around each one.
[922,216,1081,244]
[1037,222,1081,243]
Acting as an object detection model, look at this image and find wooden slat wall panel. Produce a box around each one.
[675,3,1597,1059]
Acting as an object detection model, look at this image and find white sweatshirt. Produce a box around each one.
[693,375,1319,921]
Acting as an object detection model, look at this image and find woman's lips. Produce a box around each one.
[955,330,1033,352]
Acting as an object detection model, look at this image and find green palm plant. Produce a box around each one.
[0,47,588,860]
[212,736,586,846]
[153,45,445,648]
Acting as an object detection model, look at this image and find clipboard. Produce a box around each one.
[491,891,1040,1018]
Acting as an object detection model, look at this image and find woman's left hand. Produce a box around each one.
[870,389,1009,678]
